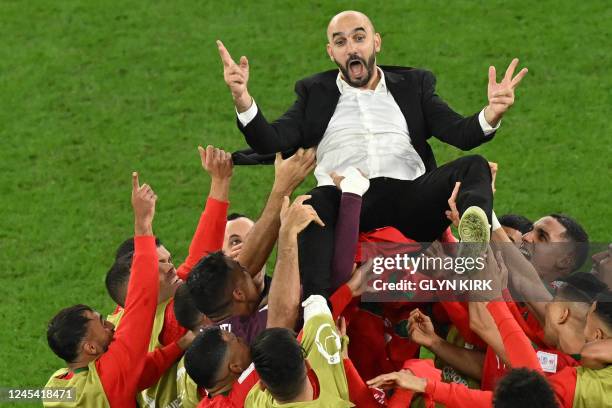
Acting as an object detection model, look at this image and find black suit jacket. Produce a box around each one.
[233,66,494,171]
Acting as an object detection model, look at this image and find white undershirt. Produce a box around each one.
[237,68,499,186]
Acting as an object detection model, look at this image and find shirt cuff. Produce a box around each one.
[205,196,230,209]
[478,108,500,136]
[236,100,258,127]
[302,294,332,323]
[339,166,370,196]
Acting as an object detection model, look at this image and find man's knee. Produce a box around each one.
[461,154,488,167]
[458,155,491,178]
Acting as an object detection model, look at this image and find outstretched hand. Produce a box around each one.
[273,148,316,195]
[198,145,233,180]
[484,58,528,126]
[346,259,376,297]
[217,40,252,112]
[279,194,325,235]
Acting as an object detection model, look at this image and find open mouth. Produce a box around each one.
[348,59,365,78]
[519,244,531,260]
[170,274,183,287]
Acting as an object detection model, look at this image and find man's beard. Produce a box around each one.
[336,52,376,88]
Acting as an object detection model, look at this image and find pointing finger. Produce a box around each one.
[132,172,139,191]
[216,40,236,67]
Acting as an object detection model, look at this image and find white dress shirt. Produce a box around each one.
[237,68,499,186]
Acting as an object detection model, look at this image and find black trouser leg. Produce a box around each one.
[298,155,492,297]
[360,154,493,242]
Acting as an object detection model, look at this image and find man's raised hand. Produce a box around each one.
[484,58,528,126]
[273,148,317,196]
[217,40,252,112]
[131,172,156,236]
[279,195,325,236]
[198,145,233,180]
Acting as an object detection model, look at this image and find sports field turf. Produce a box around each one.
[1,0,610,398]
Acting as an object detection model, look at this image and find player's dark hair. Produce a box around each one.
[251,328,306,402]
[173,284,204,331]
[498,214,533,234]
[184,327,228,389]
[105,252,133,307]
[186,252,235,318]
[550,213,589,271]
[493,368,558,408]
[114,237,161,260]
[555,272,607,303]
[227,212,250,221]
[593,290,612,332]
[47,304,94,363]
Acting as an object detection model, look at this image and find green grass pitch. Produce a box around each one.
[0,0,610,395]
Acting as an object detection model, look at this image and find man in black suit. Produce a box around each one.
[218,10,528,298]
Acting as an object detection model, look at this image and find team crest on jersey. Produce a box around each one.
[315,323,342,364]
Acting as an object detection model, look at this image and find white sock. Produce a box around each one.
[339,166,370,196]
[491,210,502,231]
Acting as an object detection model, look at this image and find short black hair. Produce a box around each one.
[115,237,161,260]
[499,214,533,234]
[184,327,228,389]
[173,284,204,331]
[550,213,589,271]
[493,368,558,408]
[105,252,133,307]
[593,290,612,332]
[555,272,607,303]
[186,252,235,318]
[251,328,306,402]
[47,304,93,363]
[227,212,250,221]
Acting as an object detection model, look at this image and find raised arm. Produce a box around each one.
[217,40,305,153]
[237,148,315,277]
[490,224,552,322]
[266,195,324,329]
[97,173,159,388]
[176,145,232,280]
[423,59,527,150]
[329,167,370,291]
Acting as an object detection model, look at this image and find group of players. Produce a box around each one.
[44,9,612,408]
[44,143,612,407]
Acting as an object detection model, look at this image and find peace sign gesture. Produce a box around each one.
[217,40,252,112]
[484,58,528,126]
